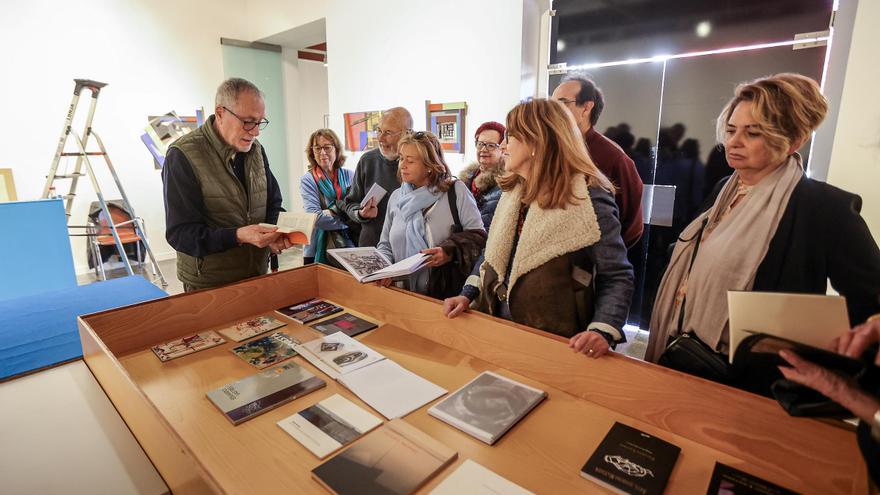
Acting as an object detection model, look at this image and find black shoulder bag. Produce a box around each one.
[658,217,732,383]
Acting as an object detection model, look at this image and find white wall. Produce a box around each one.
[281,50,329,214]
[0,0,249,274]
[250,0,524,177]
[826,0,880,241]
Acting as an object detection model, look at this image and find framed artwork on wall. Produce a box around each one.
[425,101,467,153]
[343,110,385,152]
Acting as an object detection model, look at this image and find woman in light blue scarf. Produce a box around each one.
[375,132,486,296]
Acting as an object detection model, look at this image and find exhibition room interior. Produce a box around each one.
[1,0,879,494]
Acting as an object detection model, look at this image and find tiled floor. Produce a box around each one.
[77,248,649,360]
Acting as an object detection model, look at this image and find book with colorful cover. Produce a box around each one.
[706,463,799,495]
[217,315,286,342]
[580,422,681,495]
[311,419,457,495]
[277,298,344,324]
[151,331,226,362]
[277,393,383,459]
[207,362,326,425]
[230,332,300,369]
[311,313,378,338]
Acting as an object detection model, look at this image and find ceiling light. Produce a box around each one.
[557,39,566,52]
[696,21,712,38]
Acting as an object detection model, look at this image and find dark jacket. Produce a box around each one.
[585,127,644,248]
[474,179,634,340]
[703,175,880,326]
[458,161,502,230]
[339,148,401,247]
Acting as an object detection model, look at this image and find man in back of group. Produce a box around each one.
[552,75,644,248]
[341,107,413,247]
[162,77,288,291]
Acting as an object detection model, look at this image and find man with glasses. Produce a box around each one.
[552,74,644,248]
[340,107,413,246]
[162,77,286,291]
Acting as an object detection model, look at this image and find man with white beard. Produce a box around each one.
[340,107,413,247]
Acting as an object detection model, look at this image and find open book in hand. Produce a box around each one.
[328,247,430,283]
[259,211,317,245]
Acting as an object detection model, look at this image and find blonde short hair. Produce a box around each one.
[499,98,613,209]
[716,73,828,161]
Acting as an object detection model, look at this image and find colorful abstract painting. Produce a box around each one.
[343,110,384,151]
[425,101,467,153]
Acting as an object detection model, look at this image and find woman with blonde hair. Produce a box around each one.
[374,131,486,298]
[300,128,356,265]
[443,99,634,358]
[646,73,880,386]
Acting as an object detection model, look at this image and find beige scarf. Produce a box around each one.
[645,155,804,362]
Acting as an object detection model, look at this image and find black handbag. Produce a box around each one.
[658,217,732,383]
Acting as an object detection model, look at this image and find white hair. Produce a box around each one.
[215,78,263,108]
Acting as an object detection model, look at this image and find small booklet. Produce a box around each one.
[429,459,535,495]
[277,298,344,324]
[206,361,326,425]
[359,182,387,208]
[230,332,300,369]
[217,315,286,342]
[311,419,457,495]
[428,371,546,445]
[311,313,378,338]
[151,331,226,362]
[259,211,317,245]
[340,360,447,420]
[727,291,850,363]
[329,247,429,283]
[296,331,385,379]
[580,422,681,495]
[277,393,383,459]
[706,463,799,495]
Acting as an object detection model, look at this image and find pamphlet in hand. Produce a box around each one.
[328,247,429,283]
[259,211,317,245]
[359,183,387,208]
[727,291,850,363]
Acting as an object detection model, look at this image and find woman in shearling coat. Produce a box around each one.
[443,99,634,359]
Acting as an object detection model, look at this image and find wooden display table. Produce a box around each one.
[78,265,868,494]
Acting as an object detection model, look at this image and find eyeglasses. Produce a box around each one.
[475,141,501,151]
[376,128,408,139]
[311,145,335,154]
[556,97,578,107]
[222,106,269,131]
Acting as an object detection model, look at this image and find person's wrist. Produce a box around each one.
[590,328,615,349]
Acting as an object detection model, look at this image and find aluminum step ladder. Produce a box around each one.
[42,78,167,287]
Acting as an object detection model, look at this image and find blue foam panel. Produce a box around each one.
[0,276,167,380]
[0,199,77,302]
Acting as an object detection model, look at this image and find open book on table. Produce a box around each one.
[259,211,317,245]
[328,247,429,283]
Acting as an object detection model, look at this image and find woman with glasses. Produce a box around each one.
[374,131,487,298]
[443,99,634,359]
[300,129,356,265]
[459,121,505,230]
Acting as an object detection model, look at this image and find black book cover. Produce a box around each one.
[311,313,378,338]
[580,422,681,495]
[706,463,799,495]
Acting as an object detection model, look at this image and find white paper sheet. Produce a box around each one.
[340,360,447,419]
